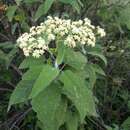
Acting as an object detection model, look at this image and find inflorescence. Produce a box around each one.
[17,16,106,58]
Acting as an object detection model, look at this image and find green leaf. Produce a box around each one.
[19,56,45,69]
[66,110,79,130]
[86,44,103,52]
[60,70,97,122]
[12,23,18,34]
[106,126,113,130]
[24,0,38,4]
[59,0,81,13]
[85,64,96,89]
[119,4,130,29]
[0,50,7,61]
[15,0,22,5]
[77,0,83,7]
[22,66,43,81]
[56,42,66,65]
[6,6,17,22]
[34,0,54,21]
[31,83,62,130]
[75,70,89,81]
[6,47,18,68]
[0,42,14,49]
[91,64,106,76]
[55,98,67,127]
[121,117,130,130]
[71,0,81,13]
[30,64,59,98]
[64,48,87,70]
[87,51,107,66]
[0,47,18,68]
[8,80,34,111]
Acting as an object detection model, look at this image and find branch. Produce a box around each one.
[10,64,23,76]
[0,88,12,92]
[10,108,32,130]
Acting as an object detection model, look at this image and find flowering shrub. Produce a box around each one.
[0,0,129,129]
[8,16,106,130]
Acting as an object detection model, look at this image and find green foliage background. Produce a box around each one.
[0,0,130,130]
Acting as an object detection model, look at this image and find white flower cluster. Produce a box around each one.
[97,26,106,37]
[17,16,106,58]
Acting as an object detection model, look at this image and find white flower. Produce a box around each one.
[73,35,80,41]
[37,37,45,45]
[23,49,30,56]
[81,41,86,45]
[28,37,35,42]
[48,34,55,41]
[65,36,76,47]
[84,18,91,25]
[30,26,35,32]
[97,26,106,37]
[87,39,95,47]
[32,50,41,58]
[19,42,27,48]
[72,27,80,34]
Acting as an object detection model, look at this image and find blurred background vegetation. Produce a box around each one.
[0,0,130,130]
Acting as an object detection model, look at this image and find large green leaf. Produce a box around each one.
[22,66,43,81]
[29,64,59,98]
[64,48,87,70]
[8,80,34,111]
[31,84,62,130]
[34,0,54,21]
[55,98,67,127]
[6,6,17,22]
[66,110,79,130]
[60,70,97,122]
[85,64,96,89]
[19,56,45,69]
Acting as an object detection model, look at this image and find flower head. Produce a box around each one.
[17,16,106,58]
